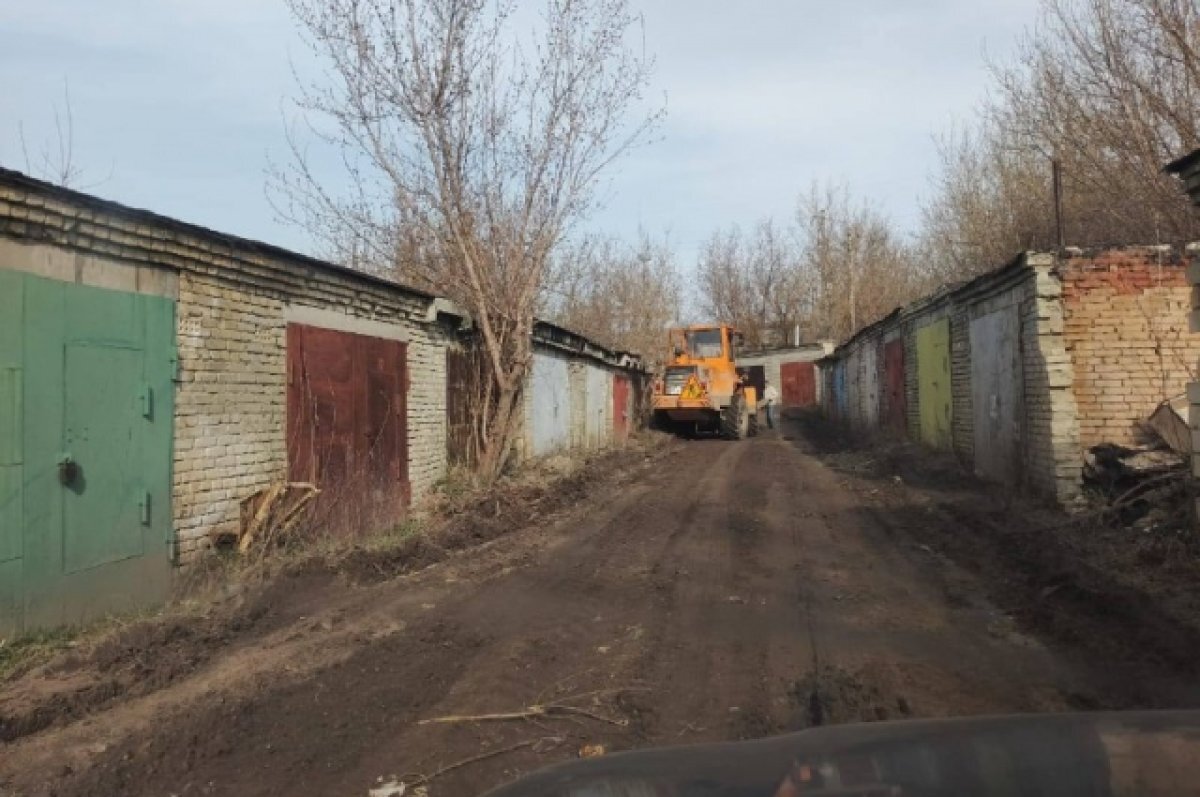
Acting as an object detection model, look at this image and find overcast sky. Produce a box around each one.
[0,1,1039,269]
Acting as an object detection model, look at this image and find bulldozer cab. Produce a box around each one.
[669,325,741,365]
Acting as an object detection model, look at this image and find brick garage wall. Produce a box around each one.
[902,317,920,440]
[1189,245,1200,513]
[1023,257,1082,504]
[736,345,827,404]
[568,360,587,451]
[817,254,1082,505]
[174,270,455,560]
[949,303,972,464]
[949,258,1078,501]
[0,171,457,562]
[1061,247,1199,450]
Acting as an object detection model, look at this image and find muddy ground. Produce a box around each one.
[4,417,1200,797]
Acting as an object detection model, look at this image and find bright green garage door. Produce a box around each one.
[0,270,176,635]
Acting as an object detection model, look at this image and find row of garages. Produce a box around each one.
[526,347,635,456]
[817,247,1200,506]
[0,167,644,635]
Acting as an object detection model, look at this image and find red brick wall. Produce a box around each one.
[1061,248,1198,449]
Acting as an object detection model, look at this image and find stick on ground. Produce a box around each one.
[418,703,628,727]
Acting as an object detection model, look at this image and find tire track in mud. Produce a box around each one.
[756,431,1062,726]
[626,436,813,744]
[10,423,1181,797]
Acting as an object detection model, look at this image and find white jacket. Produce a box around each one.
[763,385,779,403]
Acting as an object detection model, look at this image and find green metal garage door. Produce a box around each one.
[0,270,176,635]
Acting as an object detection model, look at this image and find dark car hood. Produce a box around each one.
[482,711,1200,797]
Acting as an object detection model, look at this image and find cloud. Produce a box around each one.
[0,0,1040,266]
[593,0,1040,265]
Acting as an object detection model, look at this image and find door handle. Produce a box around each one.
[58,453,79,485]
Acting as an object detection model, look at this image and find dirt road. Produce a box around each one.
[4,420,1200,796]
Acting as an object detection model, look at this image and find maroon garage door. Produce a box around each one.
[613,375,631,442]
[287,324,409,536]
[882,339,906,434]
[780,361,816,408]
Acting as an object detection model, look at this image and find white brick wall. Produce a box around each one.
[0,175,645,567]
[172,271,455,561]
[735,346,826,400]
[0,179,456,563]
[1022,258,1083,505]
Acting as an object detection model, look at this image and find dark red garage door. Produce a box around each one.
[613,375,631,441]
[287,324,409,536]
[882,339,906,434]
[780,361,816,408]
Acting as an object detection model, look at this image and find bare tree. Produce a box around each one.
[695,220,807,347]
[919,123,1059,278]
[747,219,807,346]
[547,231,682,366]
[924,0,1200,274]
[696,182,921,348]
[17,81,112,190]
[1000,0,1200,240]
[696,225,758,342]
[796,182,924,342]
[276,0,659,481]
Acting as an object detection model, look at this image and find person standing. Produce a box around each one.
[763,379,779,429]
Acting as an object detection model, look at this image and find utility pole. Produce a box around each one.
[815,209,829,335]
[1052,157,1065,250]
[847,225,858,332]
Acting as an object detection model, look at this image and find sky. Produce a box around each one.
[0,1,1040,270]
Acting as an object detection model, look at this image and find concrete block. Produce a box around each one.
[0,237,76,282]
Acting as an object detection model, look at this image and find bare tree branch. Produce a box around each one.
[273,0,661,482]
[923,0,1200,274]
[16,80,113,190]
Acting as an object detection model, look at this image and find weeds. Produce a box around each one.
[0,627,77,681]
[354,518,426,553]
[435,466,477,506]
[1,435,666,688]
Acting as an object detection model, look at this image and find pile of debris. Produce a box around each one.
[1084,441,1188,532]
[210,482,320,554]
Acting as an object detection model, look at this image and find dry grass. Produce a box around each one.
[0,628,76,682]
[0,434,663,685]
[0,606,162,683]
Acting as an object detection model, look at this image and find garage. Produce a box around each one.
[286,323,410,536]
[1,270,176,634]
[528,350,571,456]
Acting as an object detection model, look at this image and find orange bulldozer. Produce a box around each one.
[651,324,759,439]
